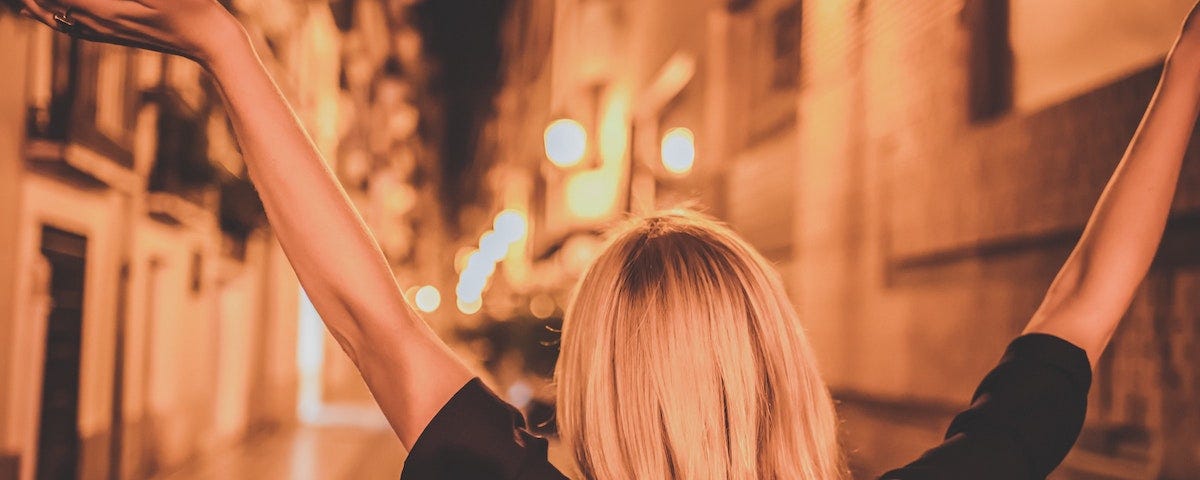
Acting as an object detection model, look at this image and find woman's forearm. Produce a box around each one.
[1024,53,1200,366]
[204,35,391,353]
[201,31,472,443]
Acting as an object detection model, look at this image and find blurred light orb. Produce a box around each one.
[566,170,618,219]
[385,186,417,215]
[544,119,587,168]
[457,297,483,315]
[456,281,483,304]
[493,209,528,242]
[404,285,421,303]
[661,127,696,174]
[529,294,557,319]
[414,285,441,313]
[478,231,510,262]
[464,252,497,278]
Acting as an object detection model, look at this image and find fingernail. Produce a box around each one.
[19,7,32,17]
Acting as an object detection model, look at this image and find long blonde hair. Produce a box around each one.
[555,210,845,479]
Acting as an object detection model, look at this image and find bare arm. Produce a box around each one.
[203,31,473,446]
[1024,6,1200,367]
[19,0,472,447]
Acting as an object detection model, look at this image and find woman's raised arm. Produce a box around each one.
[1024,3,1200,366]
[18,0,473,447]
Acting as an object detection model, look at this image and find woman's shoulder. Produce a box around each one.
[401,378,568,480]
[879,334,1092,480]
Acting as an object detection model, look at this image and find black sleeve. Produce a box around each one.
[879,333,1092,480]
[401,378,569,480]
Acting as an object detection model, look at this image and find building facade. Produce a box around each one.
[0,0,456,478]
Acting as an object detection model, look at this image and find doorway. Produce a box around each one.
[35,226,87,480]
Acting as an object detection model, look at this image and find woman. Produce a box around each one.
[15,0,1200,477]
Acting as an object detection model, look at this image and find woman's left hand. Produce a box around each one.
[17,0,244,66]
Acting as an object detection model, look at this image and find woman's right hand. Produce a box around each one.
[18,0,245,67]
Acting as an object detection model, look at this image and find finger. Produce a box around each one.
[30,0,64,16]
[21,0,194,62]
[23,0,188,59]
[19,0,64,32]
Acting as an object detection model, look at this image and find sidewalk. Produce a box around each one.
[152,421,405,479]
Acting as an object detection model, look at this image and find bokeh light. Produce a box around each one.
[478,231,509,262]
[414,285,441,313]
[403,285,421,303]
[529,294,556,319]
[493,209,528,242]
[661,127,695,174]
[544,119,587,168]
[457,296,483,315]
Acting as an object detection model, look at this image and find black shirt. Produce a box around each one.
[401,333,1091,480]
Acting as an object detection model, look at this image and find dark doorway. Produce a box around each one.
[35,226,88,480]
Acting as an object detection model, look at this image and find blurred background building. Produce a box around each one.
[1,0,1199,479]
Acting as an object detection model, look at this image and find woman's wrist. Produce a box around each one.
[193,12,253,73]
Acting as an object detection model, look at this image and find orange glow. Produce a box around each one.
[414,285,441,313]
[544,119,587,167]
[566,170,619,219]
[598,88,631,168]
[661,127,695,174]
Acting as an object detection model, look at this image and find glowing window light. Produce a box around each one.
[493,210,527,242]
[566,170,618,219]
[414,285,441,313]
[661,127,696,175]
[457,296,483,315]
[544,119,587,168]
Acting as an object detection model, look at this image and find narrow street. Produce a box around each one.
[3,0,1200,478]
